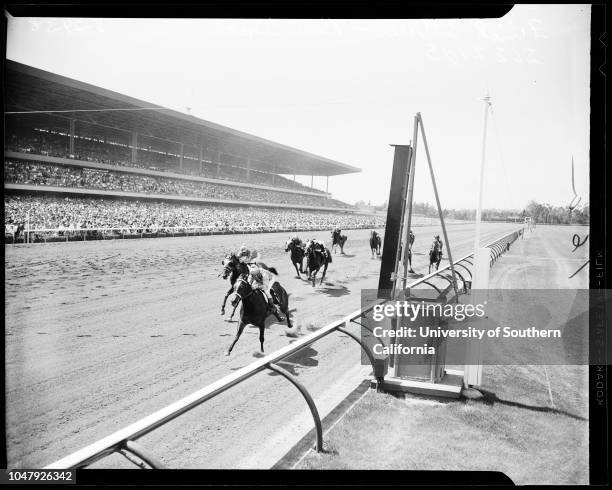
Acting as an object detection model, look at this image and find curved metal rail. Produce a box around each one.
[44,228,522,469]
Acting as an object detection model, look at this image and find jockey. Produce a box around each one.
[237,244,258,264]
[248,265,284,319]
[309,238,328,257]
[431,235,443,253]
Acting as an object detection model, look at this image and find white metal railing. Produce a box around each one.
[5,217,481,244]
[42,228,522,469]
[5,224,385,243]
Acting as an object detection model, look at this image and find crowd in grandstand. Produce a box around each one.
[4,195,384,233]
[5,128,327,194]
[4,160,349,208]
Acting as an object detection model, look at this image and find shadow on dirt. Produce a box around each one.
[267,345,319,377]
[318,284,350,297]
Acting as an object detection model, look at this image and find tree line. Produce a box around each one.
[372,200,589,225]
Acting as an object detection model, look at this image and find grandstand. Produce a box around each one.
[4,60,390,239]
[4,60,383,240]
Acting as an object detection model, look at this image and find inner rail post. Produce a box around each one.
[338,320,385,392]
[266,362,323,452]
[118,440,166,469]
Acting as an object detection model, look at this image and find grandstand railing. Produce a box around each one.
[4,218,476,244]
[5,224,385,244]
[43,228,522,469]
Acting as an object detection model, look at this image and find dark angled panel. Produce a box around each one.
[377,145,411,298]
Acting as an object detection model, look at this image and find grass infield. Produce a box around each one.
[293,363,588,485]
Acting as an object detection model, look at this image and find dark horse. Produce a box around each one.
[221,255,292,326]
[220,253,249,318]
[305,242,331,286]
[331,229,347,255]
[226,275,292,356]
[285,237,306,278]
[429,242,443,273]
[369,231,381,258]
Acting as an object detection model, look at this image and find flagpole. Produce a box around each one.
[473,92,491,259]
[464,92,491,389]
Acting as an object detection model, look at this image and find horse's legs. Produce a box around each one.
[259,325,265,353]
[229,297,240,320]
[284,306,292,329]
[221,284,234,315]
[277,289,292,329]
[320,262,328,285]
[293,261,301,278]
[226,320,247,356]
[311,268,317,287]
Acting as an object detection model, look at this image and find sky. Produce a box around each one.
[5,5,591,209]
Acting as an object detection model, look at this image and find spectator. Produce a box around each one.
[4,194,385,233]
[4,160,349,209]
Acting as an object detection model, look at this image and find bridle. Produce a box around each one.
[233,277,254,302]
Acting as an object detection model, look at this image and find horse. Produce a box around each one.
[226,278,269,356]
[407,231,415,273]
[285,237,306,278]
[428,243,443,273]
[220,253,250,318]
[369,231,381,258]
[226,273,292,356]
[331,229,347,255]
[305,242,331,286]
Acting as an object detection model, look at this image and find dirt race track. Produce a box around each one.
[5,223,520,468]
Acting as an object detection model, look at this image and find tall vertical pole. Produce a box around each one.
[473,93,491,262]
[326,176,329,193]
[69,119,75,156]
[131,132,138,164]
[417,113,459,300]
[464,93,491,388]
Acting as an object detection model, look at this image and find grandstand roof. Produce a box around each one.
[4,60,361,177]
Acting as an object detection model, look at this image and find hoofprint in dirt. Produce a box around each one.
[5,223,517,468]
[293,226,589,484]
